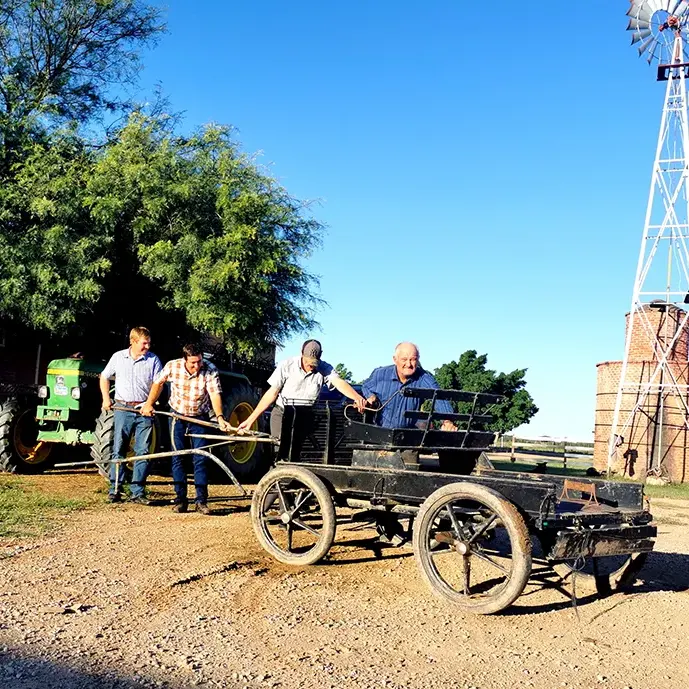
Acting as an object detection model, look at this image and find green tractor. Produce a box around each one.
[13,355,269,480]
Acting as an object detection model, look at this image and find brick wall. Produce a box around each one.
[594,304,689,482]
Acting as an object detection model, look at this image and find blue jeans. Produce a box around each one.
[170,414,209,504]
[109,410,153,498]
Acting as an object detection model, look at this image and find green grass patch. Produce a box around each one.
[637,482,689,500]
[0,477,94,541]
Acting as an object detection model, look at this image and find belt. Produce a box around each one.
[115,400,146,407]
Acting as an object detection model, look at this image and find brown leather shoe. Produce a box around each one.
[172,502,188,513]
[195,502,211,515]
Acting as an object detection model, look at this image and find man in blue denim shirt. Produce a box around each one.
[362,342,457,431]
[99,327,162,504]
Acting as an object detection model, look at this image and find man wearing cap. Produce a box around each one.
[99,326,162,504]
[237,339,367,439]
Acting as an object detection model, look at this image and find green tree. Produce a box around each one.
[0,114,324,356]
[434,350,538,434]
[0,3,324,358]
[334,363,354,382]
[0,0,163,156]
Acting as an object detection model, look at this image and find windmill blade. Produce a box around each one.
[627,18,651,30]
[673,0,689,17]
[632,28,653,44]
[628,4,654,23]
[638,34,658,56]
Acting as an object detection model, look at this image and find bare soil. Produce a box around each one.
[1,471,688,689]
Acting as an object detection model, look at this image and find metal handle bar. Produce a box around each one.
[111,405,271,438]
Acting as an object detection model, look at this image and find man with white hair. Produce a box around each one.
[362,342,456,430]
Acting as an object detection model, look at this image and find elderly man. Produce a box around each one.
[100,326,162,504]
[141,343,230,515]
[362,342,456,431]
[238,339,366,439]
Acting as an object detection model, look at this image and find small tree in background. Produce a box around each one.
[434,350,538,434]
[334,363,354,382]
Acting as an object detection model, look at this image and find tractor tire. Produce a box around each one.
[0,397,54,474]
[91,410,115,479]
[214,382,270,481]
[90,409,160,481]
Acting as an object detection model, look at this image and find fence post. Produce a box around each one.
[510,435,515,463]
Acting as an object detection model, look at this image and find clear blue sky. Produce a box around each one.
[134,1,667,439]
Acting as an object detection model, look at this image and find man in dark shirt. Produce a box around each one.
[362,342,457,430]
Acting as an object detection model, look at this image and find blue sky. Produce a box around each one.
[134,1,669,439]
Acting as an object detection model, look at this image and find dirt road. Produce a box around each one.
[1,473,688,689]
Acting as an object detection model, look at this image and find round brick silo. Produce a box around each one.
[594,303,689,482]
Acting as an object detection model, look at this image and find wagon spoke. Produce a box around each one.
[261,514,283,523]
[471,549,510,575]
[287,523,293,552]
[467,513,498,545]
[444,504,468,541]
[462,555,471,594]
[275,480,289,512]
[292,489,313,515]
[292,519,321,537]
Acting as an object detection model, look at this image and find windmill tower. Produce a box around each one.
[606,1,689,480]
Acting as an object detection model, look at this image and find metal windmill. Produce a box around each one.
[607,1,689,477]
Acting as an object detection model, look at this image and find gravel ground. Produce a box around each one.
[1,472,688,689]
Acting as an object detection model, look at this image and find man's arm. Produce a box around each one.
[99,355,117,411]
[361,368,381,406]
[330,377,367,412]
[237,386,280,432]
[140,381,164,417]
[209,391,230,431]
[99,375,113,411]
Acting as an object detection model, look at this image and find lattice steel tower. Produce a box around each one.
[608,1,689,477]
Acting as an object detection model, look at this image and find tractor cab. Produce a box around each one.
[36,356,104,445]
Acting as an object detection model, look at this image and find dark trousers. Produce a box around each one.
[170,414,209,504]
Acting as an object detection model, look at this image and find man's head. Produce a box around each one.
[393,342,420,383]
[301,339,322,373]
[129,327,151,358]
[182,343,204,375]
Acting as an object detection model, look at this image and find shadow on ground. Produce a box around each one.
[0,646,186,689]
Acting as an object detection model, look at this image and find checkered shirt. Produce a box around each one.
[154,358,222,417]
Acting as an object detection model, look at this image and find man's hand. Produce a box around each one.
[237,418,254,435]
[353,394,367,413]
[102,398,113,412]
[140,403,155,417]
[441,419,457,432]
[217,416,230,432]
[366,394,379,407]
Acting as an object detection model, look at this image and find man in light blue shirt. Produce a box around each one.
[99,327,162,503]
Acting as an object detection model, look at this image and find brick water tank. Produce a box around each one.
[594,303,689,482]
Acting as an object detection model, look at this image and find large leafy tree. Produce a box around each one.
[0,114,323,357]
[434,350,538,434]
[0,2,324,359]
[88,114,322,356]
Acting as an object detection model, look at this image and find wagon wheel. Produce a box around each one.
[251,465,336,566]
[413,482,532,615]
[552,552,649,596]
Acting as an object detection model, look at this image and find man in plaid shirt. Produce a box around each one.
[141,343,230,514]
